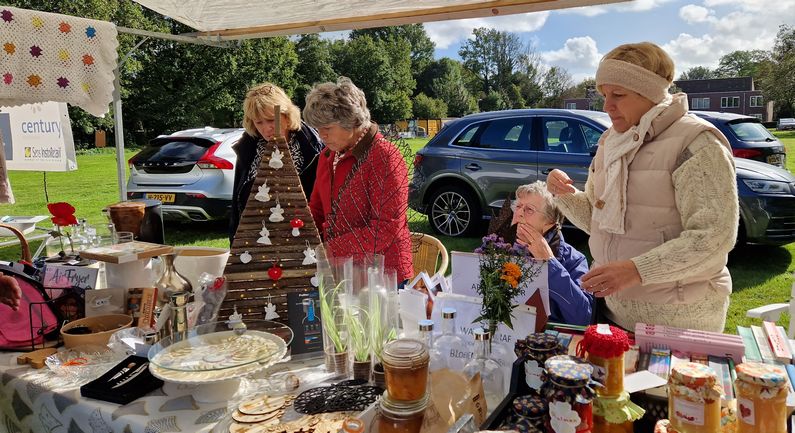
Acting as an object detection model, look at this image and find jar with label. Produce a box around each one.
[734,362,787,433]
[591,391,644,433]
[579,324,629,397]
[382,339,430,402]
[515,333,565,395]
[668,362,723,433]
[377,392,428,433]
[542,356,597,433]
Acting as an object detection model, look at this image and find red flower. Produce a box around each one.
[47,202,77,226]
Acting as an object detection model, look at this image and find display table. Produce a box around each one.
[0,352,322,433]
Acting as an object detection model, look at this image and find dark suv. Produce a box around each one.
[691,111,786,168]
[409,109,795,246]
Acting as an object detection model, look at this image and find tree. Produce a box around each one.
[715,50,770,78]
[430,59,478,117]
[412,94,448,119]
[569,77,603,111]
[540,66,573,108]
[678,66,715,80]
[459,28,525,95]
[332,35,414,123]
[759,25,795,117]
[351,24,435,86]
[480,91,509,112]
[294,34,337,106]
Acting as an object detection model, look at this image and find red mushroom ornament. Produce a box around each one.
[268,264,283,281]
[290,218,304,237]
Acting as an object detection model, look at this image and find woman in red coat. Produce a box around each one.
[303,77,413,283]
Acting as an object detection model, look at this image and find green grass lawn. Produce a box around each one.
[2,132,795,334]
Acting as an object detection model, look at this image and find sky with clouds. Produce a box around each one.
[420,0,795,83]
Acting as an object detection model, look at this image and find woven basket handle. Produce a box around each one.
[0,223,32,263]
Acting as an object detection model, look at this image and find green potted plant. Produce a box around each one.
[345,305,372,381]
[319,279,348,375]
[369,287,397,387]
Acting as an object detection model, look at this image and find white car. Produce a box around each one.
[777,118,795,131]
[126,127,244,221]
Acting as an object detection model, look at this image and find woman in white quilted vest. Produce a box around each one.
[546,42,738,332]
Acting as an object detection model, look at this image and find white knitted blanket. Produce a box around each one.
[0,7,118,117]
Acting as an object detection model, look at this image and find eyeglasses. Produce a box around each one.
[510,202,538,216]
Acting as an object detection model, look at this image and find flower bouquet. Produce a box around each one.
[473,234,540,339]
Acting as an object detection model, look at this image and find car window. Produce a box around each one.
[134,140,210,164]
[452,119,532,151]
[542,118,590,154]
[452,123,482,147]
[580,124,603,150]
[729,120,775,141]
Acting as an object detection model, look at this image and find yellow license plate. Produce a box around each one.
[146,193,175,203]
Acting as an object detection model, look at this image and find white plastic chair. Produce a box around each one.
[746,280,795,337]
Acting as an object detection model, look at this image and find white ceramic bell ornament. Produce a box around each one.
[269,147,284,169]
[310,273,319,287]
[256,222,272,245]
[269,201,285,222]
[255,180,271,202]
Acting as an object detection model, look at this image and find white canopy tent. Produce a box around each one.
[133,0,626,40]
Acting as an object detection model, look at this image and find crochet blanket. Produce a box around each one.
[0,6,118,117]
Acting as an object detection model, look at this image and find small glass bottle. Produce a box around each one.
[434,308,467,370]
[668,362,723,433]
[418,320,445,372]
[734,362,788,433]
[382,339,430,402]
[463,328,505,415]
[515,332,565,395]
[543,356,597,433]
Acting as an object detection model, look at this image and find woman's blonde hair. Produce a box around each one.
[242,82,301,137]
[602,42,675,83]
[303,77,371,130]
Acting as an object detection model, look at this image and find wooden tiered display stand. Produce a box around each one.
[221,108,322,322]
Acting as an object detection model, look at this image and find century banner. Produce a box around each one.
[0,101,77,171]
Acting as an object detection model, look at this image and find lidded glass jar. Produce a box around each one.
[515,332,565,395]
[668,362,723,433]
[542,356,597,433]
[382,339,430,402]
[377,391,428,433]
[580,324,630,397]
[734,362,788,433]
[503,394,547,433]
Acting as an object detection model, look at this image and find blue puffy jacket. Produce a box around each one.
[544,230,593,326]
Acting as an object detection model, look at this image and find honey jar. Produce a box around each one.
[734,362,788,433]
[580,325,630,397]
[378,392,428,433]
[382,339,430,402]
[668,362,723,433]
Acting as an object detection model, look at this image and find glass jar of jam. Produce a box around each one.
[668,362,723,433]
[515,332,566,394]
[378,392,428,433]
[542,356,597,433]
[382,339,430,402]
[592,391,644,433]
[505,394,547,433]
[580,325,630,397]
[734,362,788,433]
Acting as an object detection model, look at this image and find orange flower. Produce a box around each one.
[500,274,519,288]
[502,262,521,278]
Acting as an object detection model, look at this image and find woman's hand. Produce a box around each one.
[0,275,21,311]
[580,260,641,297]
[516,223,554,260]
[546,169,576,196]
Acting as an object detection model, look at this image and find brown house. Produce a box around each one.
[563,76,773,121]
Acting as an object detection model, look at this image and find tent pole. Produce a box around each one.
[113,66,126,202]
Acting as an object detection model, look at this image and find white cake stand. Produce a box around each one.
[147,320,293,403]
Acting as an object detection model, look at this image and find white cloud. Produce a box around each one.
[679,5,713,24]
[425,12,549,49]
[667,1,795,73]
[541,36,601,70]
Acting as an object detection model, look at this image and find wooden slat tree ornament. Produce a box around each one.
[221,106,322,322]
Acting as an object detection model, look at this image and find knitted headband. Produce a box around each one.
[595,59,671,103]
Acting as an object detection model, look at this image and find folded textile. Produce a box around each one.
[0,6,118,117]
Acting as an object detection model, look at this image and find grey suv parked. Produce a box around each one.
[409,109,795,246]
[127,127,243,221]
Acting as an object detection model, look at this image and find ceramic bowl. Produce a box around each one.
[60,314,134,348]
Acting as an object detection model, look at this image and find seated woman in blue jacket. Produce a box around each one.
[489,181,593,325]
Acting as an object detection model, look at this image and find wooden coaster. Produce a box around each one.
[232,409,283,423]
[238,396,286,415]
[228,416,281,433]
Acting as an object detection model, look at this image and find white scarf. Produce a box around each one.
[593,94,673,234]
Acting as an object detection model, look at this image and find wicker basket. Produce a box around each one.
[108,201,146,238]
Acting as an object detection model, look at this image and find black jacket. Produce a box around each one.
[229,122,324,243]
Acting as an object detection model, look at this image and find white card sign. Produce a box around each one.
[43,264,99,290]
[430,292,537,392]
[450,251,550,315]
[0,102,77,171]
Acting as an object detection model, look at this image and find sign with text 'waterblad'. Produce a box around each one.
[0,102,76,171]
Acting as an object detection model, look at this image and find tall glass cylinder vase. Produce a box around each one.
[316,245,351,376]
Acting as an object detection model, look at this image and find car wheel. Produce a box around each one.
[428,185,481,237]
